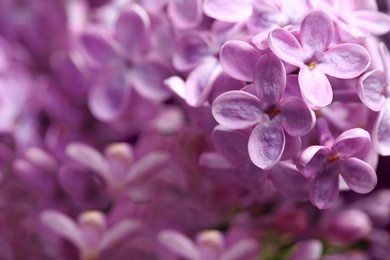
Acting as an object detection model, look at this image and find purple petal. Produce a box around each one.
[300,9,333,53]
[78,26,120,68]
[319,43,370,79]
[271,162,310,201]
[185,58,220,107]
[310,169,339,209]
[268,28,307,67]
[253,53,286,106]
[298,67,333,109]
[40,210,84,249]
[208,71,246,104]
[298,146,329,178]
[279,96,315,136]
[212,91,266,129]
[88,68,131,122]
[172,32,211,71]
[288,239,323,260]
[104,143,134,180]
[332,128,371,158]
[158,230,201,260]
[198,152,233,169]
[219,40,262,82]
[373,100,390,155]
[281,134,301,161]
[203,0,253,22]
[357,70,386,111]
[131,58,173,101]
[248,120,285,170]
[339,158,377,194]
[99,219,141,250]
[115,4,150,57]
[168,0,202,29]
[65,142,111,181]
[212,125,249,163]
[350,10,390,35]
[220,239,259,260]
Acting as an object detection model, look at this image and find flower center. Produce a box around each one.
[271,107,281,118]
[327,153,340,162]
[307,61,317,70]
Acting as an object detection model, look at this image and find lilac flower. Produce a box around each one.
[212,53,314,169]
[158,229,259,260]
[268,8,370,109]
[288,239,323,260]
[298,118,377,209]
[41,210,141,260]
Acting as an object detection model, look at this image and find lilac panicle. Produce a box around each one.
[212,53,314,169]
[268,8,370,109]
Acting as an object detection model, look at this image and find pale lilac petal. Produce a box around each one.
[268,28,307,67]
[298,67,333,109]
[298,146,329,178]
[203,0,253,22]
[172,32,211,71]
[198,152,233,169]
[212,125,249,163]
[196,231,224,260]
[332,128,371,158]
[248,120,285,170]
[158,230,201,260]
[115,4,150,57]
[98,219,141,250]
[40,210,84,249]
[373,101,390,155]
[357,70,386,111]
[220,239,259,260]
[65,142,111,181]
[104,143,134,180]
[310,169,339,209]
[78,27,120,68]
[212,91,266,129]
[280,134,301,161]
[131,58,173,101]
[300,9,333,53]
[288,239,323,260]
[279,96,315,136]
[88,69,131,122]
[164,76,186,99]
[350,11,390,35]
[319,44,370,79]
[185,58,220,107]
[271,162,310,201]
[168,0,202,29]
[379,42,390,82]
[253,53,286,106]
[339,158,377,194]
[219,40,262,82]
[208,71,246,104]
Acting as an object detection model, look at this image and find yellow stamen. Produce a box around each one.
[271,107,281,118]
[327,153,340,162]
[308,61,317,70]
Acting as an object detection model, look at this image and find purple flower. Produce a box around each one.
[41,210,140,260]
[298,118,377,209]
[212,53,314,169]
[268,9,370,109]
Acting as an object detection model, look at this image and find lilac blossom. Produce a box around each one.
[298,118,377,209]
[212,53,314,169]
[268,8,370,109]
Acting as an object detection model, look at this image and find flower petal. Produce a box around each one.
[350,10,390,35]
[357,70,386,111]
[248,120,285,170]
[340,158,377,194]
[298,145,329,178]
[332,128,371,158]
[203,0,253,22]
[99,219,141,250]
[253,53,286,106]
[219,40,262,82]
[212,90,266,129]
[168,0,202,29]
[319,43,370,79]
[220,239,259,260]
[280,96,315,136]
[281,134,301,161]
[298,67,333,109]
[115,4,150,58]
[310,169,339,209]
[198,152,233,169]
[373,100,390,156]
[158,229,201,260]
[300,9,333,53]
[268,28,306,67]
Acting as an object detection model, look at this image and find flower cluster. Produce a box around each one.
[1,0,390,259]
